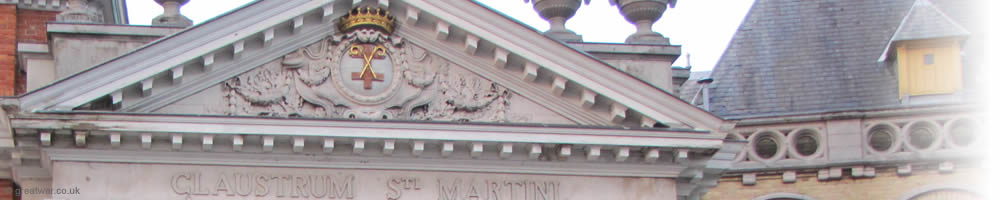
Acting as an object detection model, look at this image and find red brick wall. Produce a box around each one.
[15,9,56,44]
[0,179,14,200]
[13,9,57,95]
[0,4,17,96]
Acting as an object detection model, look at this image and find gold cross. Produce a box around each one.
[348,44,387,89]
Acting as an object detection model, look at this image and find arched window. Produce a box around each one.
[899,185,981,200]
[752,193,817,200]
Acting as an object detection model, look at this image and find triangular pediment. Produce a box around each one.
[155,39,577,124]
[18,0,728,132]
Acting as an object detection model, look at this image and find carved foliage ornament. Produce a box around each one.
[223,6,513,122]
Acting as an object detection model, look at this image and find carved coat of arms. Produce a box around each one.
[223,6,519,122]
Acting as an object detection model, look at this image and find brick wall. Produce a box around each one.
[0,4,16,96]
[0,179,14,200]
[704,167,982,200]
[15,9,56,44]
[13,9,56,95]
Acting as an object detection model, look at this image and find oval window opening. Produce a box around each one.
[950,122,975,147]
[909,125,936,149]
[869,127,894,152]
[755,136,778,159]
[795,134,818,156]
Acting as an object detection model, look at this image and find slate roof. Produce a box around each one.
[891,0,970,42]
[708,0,980,119]
[705,0,927,118]
[678,71,712,106]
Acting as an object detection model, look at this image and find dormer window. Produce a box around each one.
[895,39,963,96]
[878,0,970,99]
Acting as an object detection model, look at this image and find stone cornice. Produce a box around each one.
[730,103,979,126]
[42,149,687,178]
[5,113,727,179]
[10,113,722,148]
[47,23,184,37]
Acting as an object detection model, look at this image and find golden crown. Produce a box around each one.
[339,6,396,34]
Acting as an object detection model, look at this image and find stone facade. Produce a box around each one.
[0,0,981,200]
[0,1,735,200]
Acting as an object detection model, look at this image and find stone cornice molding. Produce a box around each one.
[731,104,979,126]
[727,150,981,173]
[8,113,727,179]
[47,23,185,37]
[42,149,687,177]
[10,113,722,148]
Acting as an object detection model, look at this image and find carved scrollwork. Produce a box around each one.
[223,36,512,122]
[408,63,511,122]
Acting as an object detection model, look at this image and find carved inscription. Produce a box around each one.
[437,178,558,200]
[171,173,559,200]
[171,172,355,199]
[386,176,421,200]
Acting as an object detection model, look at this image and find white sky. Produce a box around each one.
[126,0,753,72]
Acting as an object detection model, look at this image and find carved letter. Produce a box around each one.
[387,177,402,200]
[234,173,253,196]
[438,179,460,200]
[466,180,482,200]
[214,173,234,196]
[275,176,288,197]
[487,181,502,200]
[255,174,269,197]
[330,175,355,199]
[194,173,211,195]
[172,173,192,195]
[294,175,309,198]
[534,182,556,200]
[311,175,328,198]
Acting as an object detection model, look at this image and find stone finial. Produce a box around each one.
[527,0,589,42]
[57,0,104,23]
[612,0,674,44]
[152,0,193,27]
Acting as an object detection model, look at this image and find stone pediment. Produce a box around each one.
[17,0,727,131]
[179,34,566,124]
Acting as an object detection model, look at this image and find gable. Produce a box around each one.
[18,0,727,131]
[155,38,575,124]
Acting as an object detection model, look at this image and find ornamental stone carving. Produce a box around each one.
[223,7,511,122]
